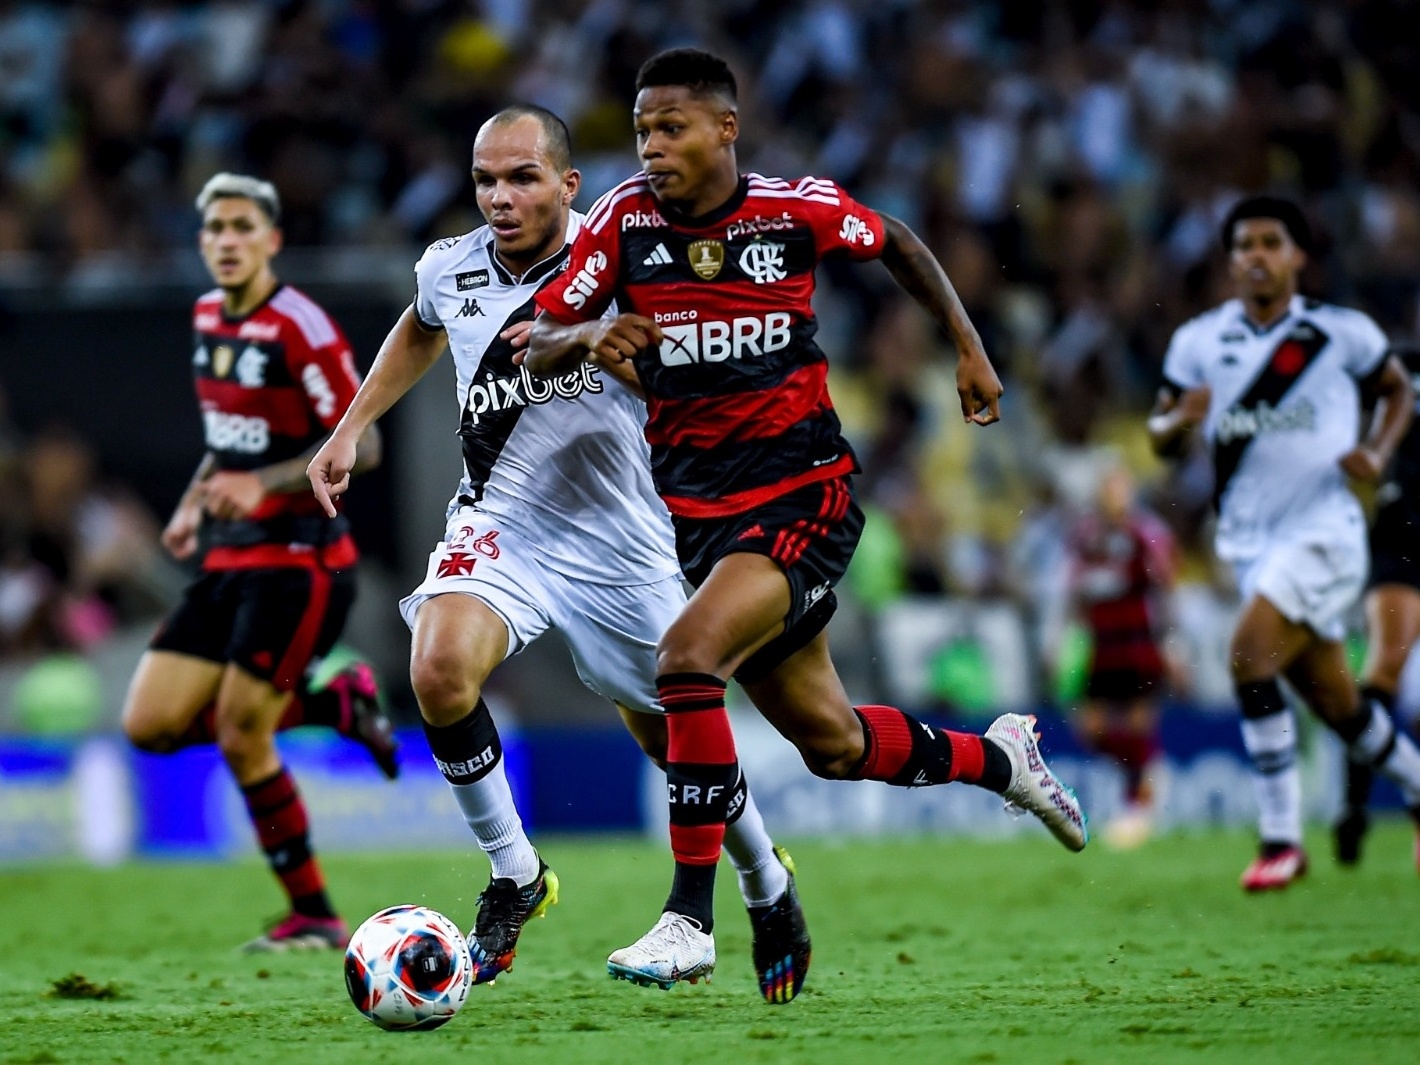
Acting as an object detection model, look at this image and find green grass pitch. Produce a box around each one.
[3,825,1418,1064]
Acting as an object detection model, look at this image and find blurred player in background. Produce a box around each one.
[1336,342,1420,867]
[307,106,803,991]
[1148,195,1420,891]
[1067,464,1178,848]
[529,48,1086,1000]
[122,174,391,951]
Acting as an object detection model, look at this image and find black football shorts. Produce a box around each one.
[1369,503,1420,591]
[674,476,864,680]
[150,564,357,691]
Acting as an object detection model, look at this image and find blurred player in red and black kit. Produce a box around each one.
[122,174,393,951]
[1067,465,1178,848]
[1337,343,1420,868]
[528,48,1087,999]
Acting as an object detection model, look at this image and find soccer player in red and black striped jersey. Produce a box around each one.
[1067,465,1177,848]
[121,174,392,951]
[528,48,1088,997]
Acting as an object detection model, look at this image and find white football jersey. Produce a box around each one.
[1162,294,1387,562]
[413,213,679,584]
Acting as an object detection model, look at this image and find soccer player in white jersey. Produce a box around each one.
[306,105,803,986]
[1149,195,1420,890]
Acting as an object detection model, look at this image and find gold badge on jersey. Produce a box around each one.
[688,239,724,280]
[212,344,235,378]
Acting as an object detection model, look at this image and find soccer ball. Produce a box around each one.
[343,904,472,1031]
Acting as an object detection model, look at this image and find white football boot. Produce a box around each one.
[986,713,1089,851]
[607,912,716,990]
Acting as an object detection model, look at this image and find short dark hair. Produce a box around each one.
[635,48,737,102]
[487,104,573,171]
[1220,195,1312,253]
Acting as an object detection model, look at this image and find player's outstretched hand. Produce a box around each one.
[957,350,1004,425]
[587,314,662,365]
[307,433,358,517]
[1339,445,1386,482]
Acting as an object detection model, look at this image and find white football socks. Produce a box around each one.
[448,760,541,887]
[1240,710,1303,846]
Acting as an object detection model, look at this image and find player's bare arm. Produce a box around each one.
[307,306,446,515]
[525,313,662,377]
[205,427,382,522]
[1147,385,1211,456]
[878,213,1002,425]
[162,452,217,559]
[1341,353,1415,482]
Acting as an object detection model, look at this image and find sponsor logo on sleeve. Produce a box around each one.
[838,214,875,246]
[301,363,338,419]
[562,250,608,309]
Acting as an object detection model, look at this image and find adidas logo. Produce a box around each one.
[737,523,766,540]
[642,243,672,266]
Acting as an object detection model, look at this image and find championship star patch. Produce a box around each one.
[688,239,724,280]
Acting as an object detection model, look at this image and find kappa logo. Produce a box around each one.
[455,297,484,317]
[562,250,608,309]
[739,241,786,284]
[621,208,666,230]
[456,269,489,291]
[642,243,673,267]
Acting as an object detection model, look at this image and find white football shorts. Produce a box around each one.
[399,508,685,714]
[1231,511,1367,642]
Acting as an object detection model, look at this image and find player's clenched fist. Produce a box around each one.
[587,314,663,364]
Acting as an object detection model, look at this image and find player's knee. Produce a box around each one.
[214,706,271,766]
[1228,635,1273,683]
[410,651,481,724]
[795,729,863,780]
[122,710,176,753]
[655,634,718,677]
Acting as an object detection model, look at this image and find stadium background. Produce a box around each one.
[1,0,1418,861]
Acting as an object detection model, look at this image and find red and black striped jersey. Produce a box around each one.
[535,172,885,518]
[1069,511,1176,675]
[191,284,362,569]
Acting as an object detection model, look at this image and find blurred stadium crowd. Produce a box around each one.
[2,0,1419,717]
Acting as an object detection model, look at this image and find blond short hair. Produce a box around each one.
[195,173,280,223]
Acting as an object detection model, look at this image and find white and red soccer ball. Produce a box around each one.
[344,905,472,1031]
